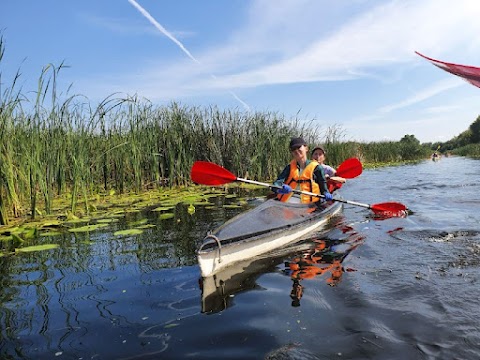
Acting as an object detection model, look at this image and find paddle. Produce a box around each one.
[190,161,407,217]
[326,157,362,192]
[335,157,362,179]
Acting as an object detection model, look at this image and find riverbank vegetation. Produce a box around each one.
[0,36,470,226]
[431,115,480,157]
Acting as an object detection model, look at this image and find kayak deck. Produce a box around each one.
[197,199,342,277]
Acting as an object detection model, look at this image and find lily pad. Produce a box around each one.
[114,229,144,236]
[40,220,63,228]
[159,213,175,220]
[68,224,110,233]
[152,206,175,212]
[124,209,140,213]
[96,218,120,223]
[15,244,60,253]
[191,202,211,206]
[128,219,149,227]
[136,224,156,229]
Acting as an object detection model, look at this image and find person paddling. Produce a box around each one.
[311,146,346,193]
[274,137,333,203]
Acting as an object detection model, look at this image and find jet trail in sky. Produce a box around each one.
[128,0,250,110]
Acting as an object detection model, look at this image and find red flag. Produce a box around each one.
[416,51,480,89]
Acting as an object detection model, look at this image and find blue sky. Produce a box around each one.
[2,0,480,143]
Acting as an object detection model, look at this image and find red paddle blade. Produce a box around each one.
[336,158,362,179]
[191,161,237,185]
[371,202,408,217]
[327,180,343,193]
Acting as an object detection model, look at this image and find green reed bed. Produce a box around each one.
[0,36,430,225]
[0,81,317,224]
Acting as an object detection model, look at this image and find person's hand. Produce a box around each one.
[324,192,333,201]
[277,184,292,194]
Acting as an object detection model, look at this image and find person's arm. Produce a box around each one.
[330,176,346,184]
[322,164,337,178]
[273,164,291,187]
[313,165,329,195]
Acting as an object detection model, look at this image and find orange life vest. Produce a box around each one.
[277,160,320,203]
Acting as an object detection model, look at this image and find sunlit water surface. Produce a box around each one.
[1,156,479,359]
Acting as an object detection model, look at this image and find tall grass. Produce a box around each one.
[0,38,430,224]
[452,143,480,157]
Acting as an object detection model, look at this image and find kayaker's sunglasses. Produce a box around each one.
[290,145,303,152]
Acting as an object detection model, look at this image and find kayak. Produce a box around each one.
[197,199,342,277]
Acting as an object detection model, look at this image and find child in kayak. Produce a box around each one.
[311,146,346,193]
[274,137,333,203]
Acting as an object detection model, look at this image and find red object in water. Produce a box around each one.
[416,51,480,89]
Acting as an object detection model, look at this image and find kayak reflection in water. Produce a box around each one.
[284,232,363,307]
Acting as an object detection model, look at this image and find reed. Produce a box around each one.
[0,37,431,223]
[0,36,22,223]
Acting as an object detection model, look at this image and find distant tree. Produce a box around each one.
[400,134,420,145]
[427,114,480,156]
[399,134,423,160]
[469,115,480,143]
[453,130,473,148]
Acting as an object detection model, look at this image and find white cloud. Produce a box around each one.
[78,0,480,145]
[106,0,480,96]
[378,78,463,113]
[423,105,461,114]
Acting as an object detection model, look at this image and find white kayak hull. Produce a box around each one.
[197,199,342,277]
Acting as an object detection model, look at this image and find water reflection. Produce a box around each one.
[4,156,479,360]
[200,217,365,313]
[199,241,314,314]
[0,190,261,358]
[284,226,364,307]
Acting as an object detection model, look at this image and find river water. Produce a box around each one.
[1,156,479,359]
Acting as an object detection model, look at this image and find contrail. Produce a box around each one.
[128,0,250,111]
[127,0,198,63]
